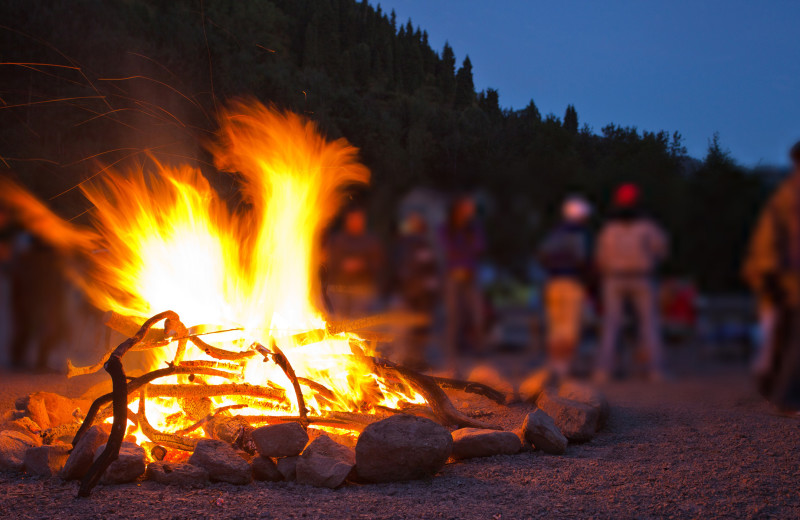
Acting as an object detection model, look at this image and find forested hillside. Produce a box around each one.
[0,0,771,290]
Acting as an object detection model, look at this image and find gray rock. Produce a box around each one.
[451,428,521,459]
[61,425,109,480]
[146,462,209,487]
[355,414,452,483]
[536,391,599,442]
[251,422,309,458]
[276,456,298,481]
[252,456,282,482]
[0,431,37,471]
[24,444,70,477]
[558,380,610,430]
[296,435,355,488]
[94,442,146,484]
[522,409,568,454]
[188,439,252,485]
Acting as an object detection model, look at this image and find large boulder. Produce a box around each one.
[24,444,71,477]
[355,415,452,483]
[61,425,109,480]
[252,456,283,482]
[450,428,521,460]
[536,392,599,442]
[188,439,252,485]
[146,462,209,487]
[0,431,38,471]
[251,423,309,458]
[296,435,355,488]
[557,381,610,430]
[522,409,568,454]
[94,442,146,484]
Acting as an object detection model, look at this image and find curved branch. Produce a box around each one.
[78,311,179,497]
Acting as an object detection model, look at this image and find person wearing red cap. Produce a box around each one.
[743,141,800,415]
[595,183,669,382]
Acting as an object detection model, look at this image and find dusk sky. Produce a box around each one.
[376,0,800,166]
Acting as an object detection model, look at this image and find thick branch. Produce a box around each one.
[430,376,507,405]
[137,386,198,452]
[73,366,238,447]
[144,382,285,401]
[371,357,495,429]
[78,311,178,498]
[189,335,257,361]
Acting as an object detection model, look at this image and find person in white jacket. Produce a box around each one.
[594,183,669,382]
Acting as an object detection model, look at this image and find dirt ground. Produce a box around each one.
[1,364,799,519]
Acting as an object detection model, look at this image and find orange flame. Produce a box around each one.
[77,101,423,444]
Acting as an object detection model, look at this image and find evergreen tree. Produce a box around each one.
[454,55,475,109]
[563,104,578,134]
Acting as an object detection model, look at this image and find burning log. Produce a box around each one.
[189,336,257,361]
[73,364,241,447]
[327,311,430,335]
[137,386,198,452]
[144,383,285,401]
[175,404,247,436]
[429,376,507,405]
[371,357,495,430]
[253,341,308,426]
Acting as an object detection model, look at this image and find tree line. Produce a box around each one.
[0,0,775,291]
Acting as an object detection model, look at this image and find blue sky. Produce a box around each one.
[375,0,800,166]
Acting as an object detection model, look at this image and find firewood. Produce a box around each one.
[78,311,180,497]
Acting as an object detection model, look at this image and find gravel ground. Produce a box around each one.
[1,366,799,519]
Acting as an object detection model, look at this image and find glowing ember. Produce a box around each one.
[76,100,426,445]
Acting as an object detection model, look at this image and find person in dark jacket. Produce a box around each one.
[538,196,593,379]
[440,196,485,374]
[743,141,800,414]
[325,206,385,319]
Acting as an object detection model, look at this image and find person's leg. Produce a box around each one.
[468,280,485,356]
[8,282,31,368]
[631,278,665,378]
[444,275,461,375]
[546,279,582,378]
[596,277,623,380]
[768,305,800,411]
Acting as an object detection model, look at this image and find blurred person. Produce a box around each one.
[393,212,440,370]
[325,206,385,319]
[440,196,485,375]
[0,179,94,370]
[743,141,800,414]
[538,196,593,380]
[594,183,669,382]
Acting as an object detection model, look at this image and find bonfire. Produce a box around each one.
[60,100,501,496]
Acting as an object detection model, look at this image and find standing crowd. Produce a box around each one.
[322,184,672,383]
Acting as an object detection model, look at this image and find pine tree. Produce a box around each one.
[563,104,578,134]
[438,42,456,100]
[454,55,474,109]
